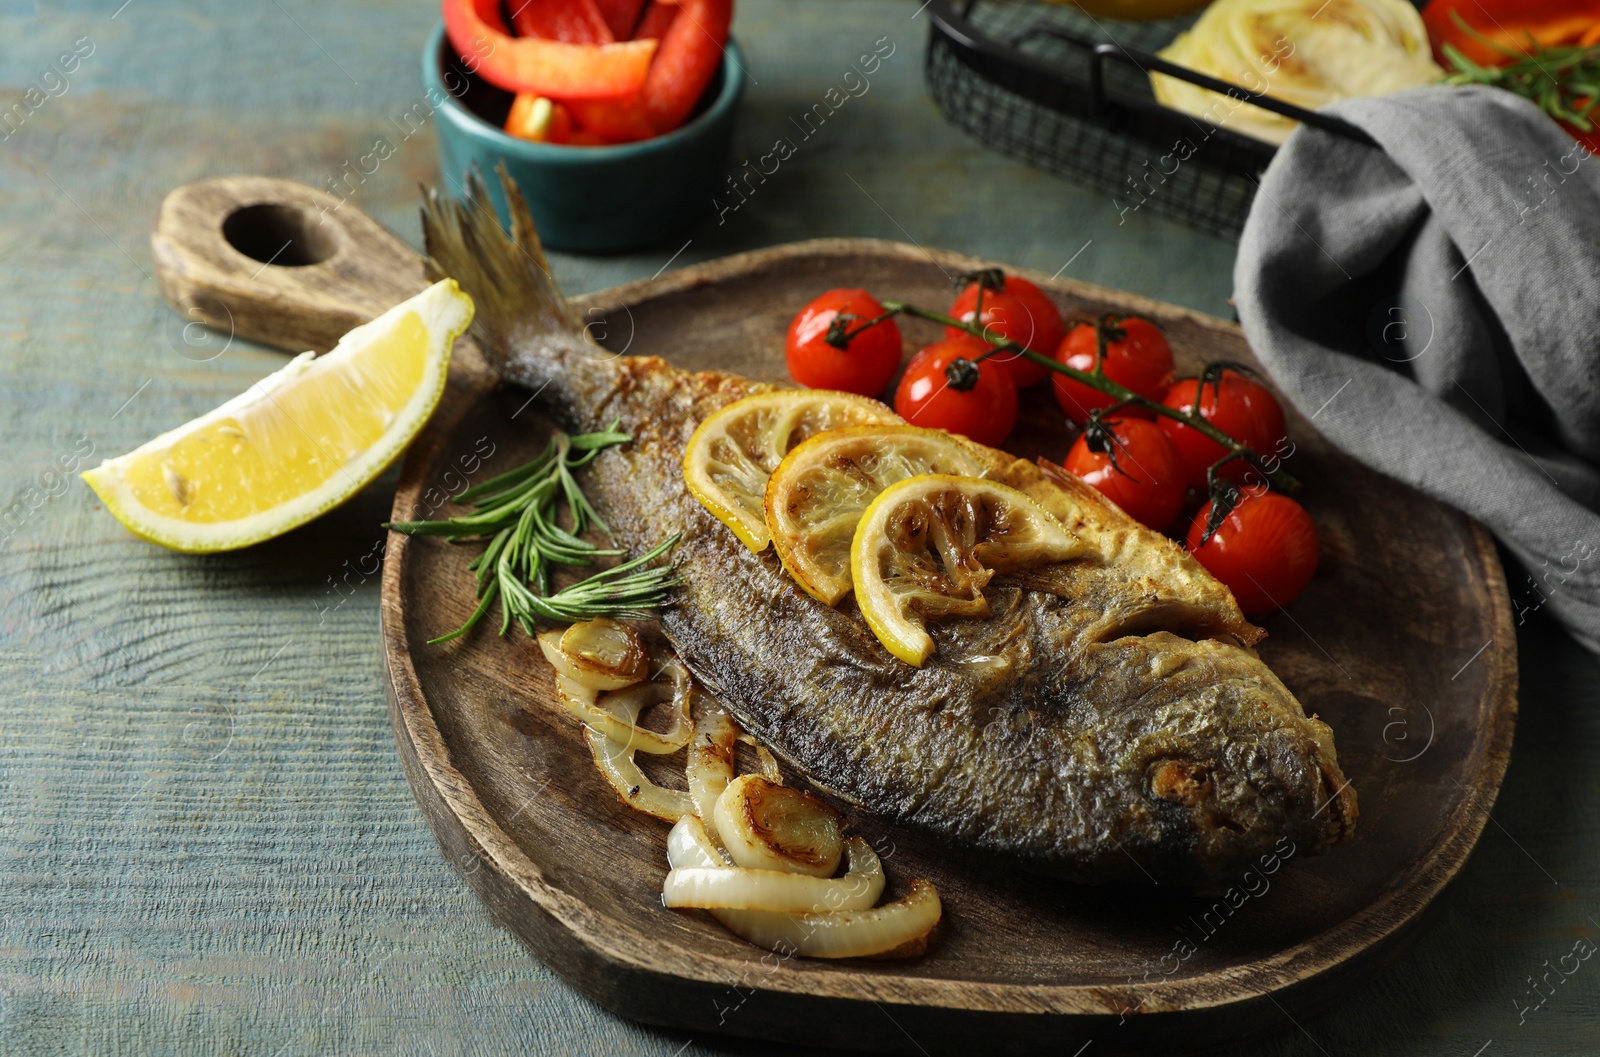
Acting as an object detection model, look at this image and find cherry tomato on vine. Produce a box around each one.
[1051,316,1174,426]
[1159,370,1288,491]
[945,275,1065,389]
[786,289,904,396]
[894,335,1018,447]
[1186,492,1318,615]
[1063,418,1185,532]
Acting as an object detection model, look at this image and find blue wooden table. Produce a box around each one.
[2,2,1596,1054]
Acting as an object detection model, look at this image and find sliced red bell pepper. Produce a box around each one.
[632,0,680,41]
[641,0,732,133]
[443,0,657,101]
[565,95,658,143]
[1423,0,1600,68]
[593,0,649,40]
[504,93,575,143]
[509,0,614,45]
[563,0,727,141]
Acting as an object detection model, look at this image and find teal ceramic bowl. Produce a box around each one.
[423,23,744,254]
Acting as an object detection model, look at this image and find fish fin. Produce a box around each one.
[420,164,596,396]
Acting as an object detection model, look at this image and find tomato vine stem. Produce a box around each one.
[877,299,1300,493]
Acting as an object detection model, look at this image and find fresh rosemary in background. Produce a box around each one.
[1440,14,1600,135]
[388,421,681,644]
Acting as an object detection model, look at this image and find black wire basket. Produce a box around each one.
[924,0,1376,238]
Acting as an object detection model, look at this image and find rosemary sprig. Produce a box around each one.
[1439,14,1600,132]
[387,421,682,644]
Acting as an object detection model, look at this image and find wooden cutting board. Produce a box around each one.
[152,176,1517,1056]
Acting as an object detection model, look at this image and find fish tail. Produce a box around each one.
[420,165,608,414]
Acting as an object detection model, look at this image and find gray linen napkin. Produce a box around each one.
[1234,84,1600,649]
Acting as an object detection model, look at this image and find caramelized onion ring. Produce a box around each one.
[666,817,940,959]
[687,707,737,843]
[537,619,647,691]
[739,733,782,782]
[555,660,692,755]
[669,813,732,869]
[709,879,942,960]
[663,835,883,913]
[715,775,844,878]
[586,727,693,821]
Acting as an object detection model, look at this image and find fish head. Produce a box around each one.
[997,631,1357,885]
[1097,634,1358,881]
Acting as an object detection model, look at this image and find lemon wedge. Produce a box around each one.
[765,426,990,605]
[683,390,901,552]
[82,280,473,552]
[851,475,1082,666]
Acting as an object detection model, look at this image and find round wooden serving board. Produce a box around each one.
[153,177,1517,1056]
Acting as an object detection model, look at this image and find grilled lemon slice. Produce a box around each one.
[683,390,901,552]
[765,426,991,605]
[82,280,472,552]
[851,475,1082,666]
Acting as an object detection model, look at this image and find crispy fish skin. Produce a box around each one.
[421,173,1356,886]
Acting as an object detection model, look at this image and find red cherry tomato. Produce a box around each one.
[945,276,1065,389]
[785,289,904,397]
[1063,418,1185,532]
[894,336,1018,448]
[1051,316,1174,426]
[1187,492,1318,616]
[1159,371,1288,492]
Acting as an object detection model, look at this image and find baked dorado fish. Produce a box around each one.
[421,174,1356,887]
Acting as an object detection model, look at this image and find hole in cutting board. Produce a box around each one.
[221,203,337,267]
